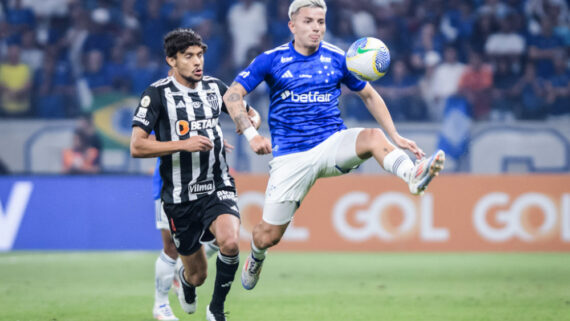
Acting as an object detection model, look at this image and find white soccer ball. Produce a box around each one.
[346,37,391,82]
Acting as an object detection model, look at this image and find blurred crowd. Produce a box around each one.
[0,0,568,122]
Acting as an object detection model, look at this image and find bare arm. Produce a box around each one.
[356,83,425,159]
[130,126,213,158]
[223,82,271,155]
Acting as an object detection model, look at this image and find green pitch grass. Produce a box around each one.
[1,252,569,321]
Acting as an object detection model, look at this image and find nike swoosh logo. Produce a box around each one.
[357,47,376,54]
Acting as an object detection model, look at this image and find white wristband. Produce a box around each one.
[243,126,259,141]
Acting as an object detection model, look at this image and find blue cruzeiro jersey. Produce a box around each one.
[234,41,366,157]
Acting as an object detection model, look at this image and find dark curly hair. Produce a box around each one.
[163,28,208,58]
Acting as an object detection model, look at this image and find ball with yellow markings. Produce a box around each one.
[346,37,391,82]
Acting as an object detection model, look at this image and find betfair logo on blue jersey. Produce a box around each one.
[280,90,332,103]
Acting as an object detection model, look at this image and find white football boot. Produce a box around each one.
[408,149,445,195]
[241,255,264,290]
[176,266,197,314]
[153,303,179,321]
[206,305,228,321]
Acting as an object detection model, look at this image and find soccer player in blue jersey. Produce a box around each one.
[223,0,445,290]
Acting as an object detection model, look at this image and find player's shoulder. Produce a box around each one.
[202,75,226,86]
[150,76,173,89]
[202,75,229,91]
[321,41,346,57]
[262,42,290,56]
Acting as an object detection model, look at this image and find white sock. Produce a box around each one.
[382,149,414,183]
[204,241,219,259]
[155,250,176,305]
[250,240,267,261]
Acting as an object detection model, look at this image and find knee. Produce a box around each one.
[164,240,178,259]
[358,128,392,154]
[255,227,283,249]
[361,128,387,145]
[217,237,239,256]
[186,270,207,286]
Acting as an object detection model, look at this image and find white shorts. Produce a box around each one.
[263,128,365,225]
[155,199,169,230]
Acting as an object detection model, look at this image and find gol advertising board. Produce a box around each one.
[234,174,570,252]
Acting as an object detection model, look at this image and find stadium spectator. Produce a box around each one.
[76,113,103,155]
[511,63,548,120]
[0,43,32,117]
[375,60,426,121]
[5,0,36,32]
[82,49,113,95]
[419,50,442,120]
[491,57,519,120]
[62,128,101,174]
[470,10,497,54]
[227,0,267,69]
[106,45,130,92]
[267,0,293,46]
[127,45,160,95]
[545,53,570,117]
[528,18,565,78]
[458,50,493,120]
[428,45,466,121]
[19,28,44,72]
[33,48,76,118]
[410,23,445,71]
[485,13,525,59]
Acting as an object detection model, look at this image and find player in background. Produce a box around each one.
[132,28,260,321]
[223,0,445,290]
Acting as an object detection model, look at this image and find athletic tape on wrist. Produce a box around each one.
[243,126,259,141]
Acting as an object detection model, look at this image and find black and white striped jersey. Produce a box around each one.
[132,75,237,204]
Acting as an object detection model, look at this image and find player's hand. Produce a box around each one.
[392,134,425,160]
[249,135,272,155]
[224,139,235,153]
[181,135,213,152]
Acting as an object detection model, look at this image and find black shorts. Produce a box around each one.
[163,188,240,256]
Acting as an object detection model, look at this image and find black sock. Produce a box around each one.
[179,266,196,303]
[210,252,239,313]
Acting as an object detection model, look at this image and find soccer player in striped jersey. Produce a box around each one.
[223,0,445,291]
[131,28,261,321]
[151,157,220,321]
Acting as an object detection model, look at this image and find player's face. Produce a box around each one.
[289,6,326,53]
[168,45,204,86]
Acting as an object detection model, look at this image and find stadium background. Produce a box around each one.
[0,1,569,320]
[0,1,569,252]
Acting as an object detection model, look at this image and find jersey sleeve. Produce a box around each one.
[340,58,367,92]
[233,53,272,93]
[132,86,162,134]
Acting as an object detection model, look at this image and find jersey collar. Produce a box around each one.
[289,40,322,59]
[171,75,203,93]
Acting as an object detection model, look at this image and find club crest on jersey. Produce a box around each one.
[207,93,219,111]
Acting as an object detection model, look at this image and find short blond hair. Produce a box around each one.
[288,0,327,20]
